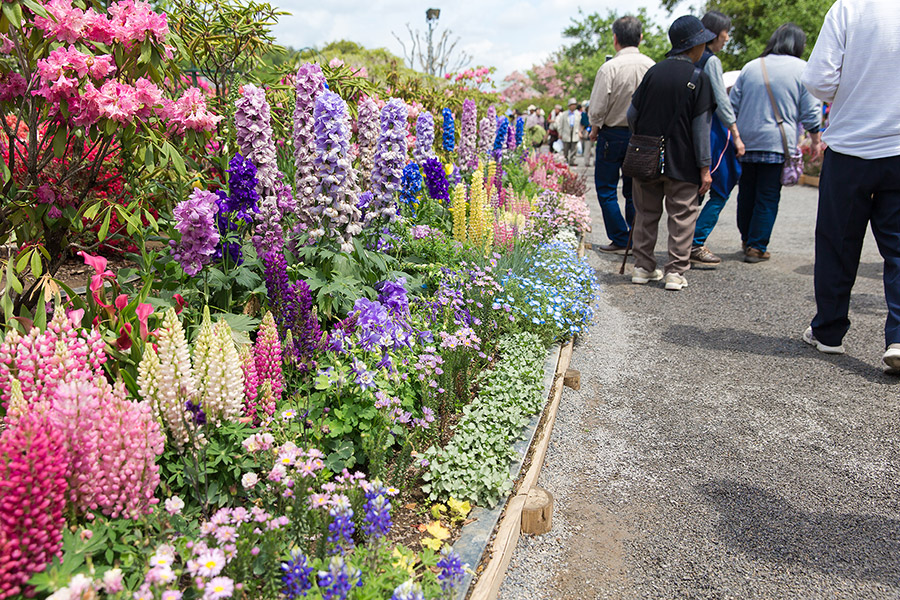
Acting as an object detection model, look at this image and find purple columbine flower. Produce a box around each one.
[459,98,478,170]
[413,111,435,164]
[370,98,408,223]
[312,90,362,253]
[170,189,220,276]
[293,62,326,223]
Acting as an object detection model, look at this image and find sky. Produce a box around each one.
[271,0,671,82]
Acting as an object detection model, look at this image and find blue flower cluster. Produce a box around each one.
[441,108,455,152]
[327,504,356,554]
[437,547,466,593]
[498,241,599,338]
[317,556,362,600]
[282,550,314,599]
[422,156,450,204]
[399,163,422,215]
[493,117,508,153]
[362,483,392,540]
[212,153,261,264]
[515,117,524,148]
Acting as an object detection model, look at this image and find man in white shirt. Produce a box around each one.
[555,98,582,166]
[800,0,900,374]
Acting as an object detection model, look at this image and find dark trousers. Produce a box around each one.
[811,149,900,348]
[594,128,634,247]
[736,162,783,252]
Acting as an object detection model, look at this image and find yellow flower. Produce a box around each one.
[425,520,450,540]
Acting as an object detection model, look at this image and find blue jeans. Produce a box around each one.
[692,191,728,247]
[736,162,782,252]
[811,149,900,347]
[594,128,634,247]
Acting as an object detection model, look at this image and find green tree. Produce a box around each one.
[659,0,837,70]
[554,8,669,100]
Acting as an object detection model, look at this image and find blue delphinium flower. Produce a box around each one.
[515,116,524,147]
[400,163,422,214]
[441,108,455,152]
[317,555,362,600]
[493,117,508,152]
[281,549,314,599]
[436,547,466,593]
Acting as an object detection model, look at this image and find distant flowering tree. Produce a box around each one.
[0,0,221,310]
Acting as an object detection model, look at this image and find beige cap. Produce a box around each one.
[567,97,577,106]
[527,104,536,111]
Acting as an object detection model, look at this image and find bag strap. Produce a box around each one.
[760,57,791,157]
[664,66,702,139]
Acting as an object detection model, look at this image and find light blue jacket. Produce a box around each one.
[730,54,821,154]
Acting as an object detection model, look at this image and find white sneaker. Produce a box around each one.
[632,267,663,285]
[802,326,845,355]
[664,272,688,291]
[882,344,900,375]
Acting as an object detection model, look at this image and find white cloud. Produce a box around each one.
[271,0,670,79]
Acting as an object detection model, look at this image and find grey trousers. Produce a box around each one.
[562,141,578,165]
[632,176,700,275]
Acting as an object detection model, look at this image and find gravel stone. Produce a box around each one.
[499,161,900,600]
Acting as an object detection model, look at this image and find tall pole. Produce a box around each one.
[426,8,441,76]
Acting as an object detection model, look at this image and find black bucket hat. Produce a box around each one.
[666,15,717,57]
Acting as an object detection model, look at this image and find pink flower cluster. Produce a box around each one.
[243,312,282,421]
[0,413,69,600]
[35,0,168,49]
[0,307,164,519]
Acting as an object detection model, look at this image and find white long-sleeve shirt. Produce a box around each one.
[801,0,900,159]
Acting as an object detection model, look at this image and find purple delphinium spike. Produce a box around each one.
[506,117,516,150]
[234,84,281,196]
[422,156,449,204]
[293,62,326,225]
[170,189,220,276]
[370,98,408,223]
[477,115,494,159]
[356,96,380,190]
[413,111,435,164]
[312,90,362,253]
[459,99,478,170]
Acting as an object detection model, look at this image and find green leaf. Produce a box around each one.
[2,2,21,28]
[97,209,112,242]
[52,130,67,158]
[29,250,42,280]
[217,312,259,333]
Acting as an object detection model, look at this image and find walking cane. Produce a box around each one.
[618,226,634,275]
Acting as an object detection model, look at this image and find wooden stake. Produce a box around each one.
[521,487,554,535]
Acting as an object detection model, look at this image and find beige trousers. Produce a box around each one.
[632,176,700,275]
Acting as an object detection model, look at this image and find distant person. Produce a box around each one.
[555,98,583,165]
[689,11,746,267]
[730,23,821,263]
[525,104,546,150]
[801,0,900,374]
[580,101,592,167]
[627,15,715,291]
[588,15,655,254]
[525,104,542,129]
[548,104,562,151]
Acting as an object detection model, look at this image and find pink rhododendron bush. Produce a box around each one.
[0,0,598,598]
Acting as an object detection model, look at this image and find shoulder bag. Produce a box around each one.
[760,57,804,187]
[622,65,702,182]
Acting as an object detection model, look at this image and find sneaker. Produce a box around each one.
[598,243,629,255]
[664,272,688,291]
[632,267,663,284]
[690,245,722,266]
[802,326,845,355]
[744,247,771,263]
[882,344,900,375]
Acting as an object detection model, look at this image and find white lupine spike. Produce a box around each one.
[193,306,215,401]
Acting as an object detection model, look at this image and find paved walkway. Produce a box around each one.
[499,160,900,599]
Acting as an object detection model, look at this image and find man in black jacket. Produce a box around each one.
[627,15,715,291]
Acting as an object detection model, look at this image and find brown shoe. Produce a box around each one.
[690,245,721,267]
[598,243,628,255]
[744,247,771,263]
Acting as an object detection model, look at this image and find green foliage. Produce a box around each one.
[661,0,837,71]
[422,333,547,507]
[554,8,670,100]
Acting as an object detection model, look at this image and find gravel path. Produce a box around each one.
[499,159,900,600]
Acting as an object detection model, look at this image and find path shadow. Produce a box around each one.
[661,325,899,384]
[699,480,900,585]
[794,262,883,280]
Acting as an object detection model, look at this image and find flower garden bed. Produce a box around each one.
[0,2,600,599]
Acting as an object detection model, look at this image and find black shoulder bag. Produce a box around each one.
[622,66,702,182]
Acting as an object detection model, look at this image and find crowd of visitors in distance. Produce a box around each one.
[569,0,900,375]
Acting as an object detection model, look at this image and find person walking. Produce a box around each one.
[627,15,715,291]
[555,98,582,166]
[730,24,821,263]
[580,101,593,167]
[800,0,900,374]
[689,11,746,267]
[588,15,655,254]
[547,105,561,152]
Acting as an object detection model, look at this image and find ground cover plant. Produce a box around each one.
[0,1,599,598]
